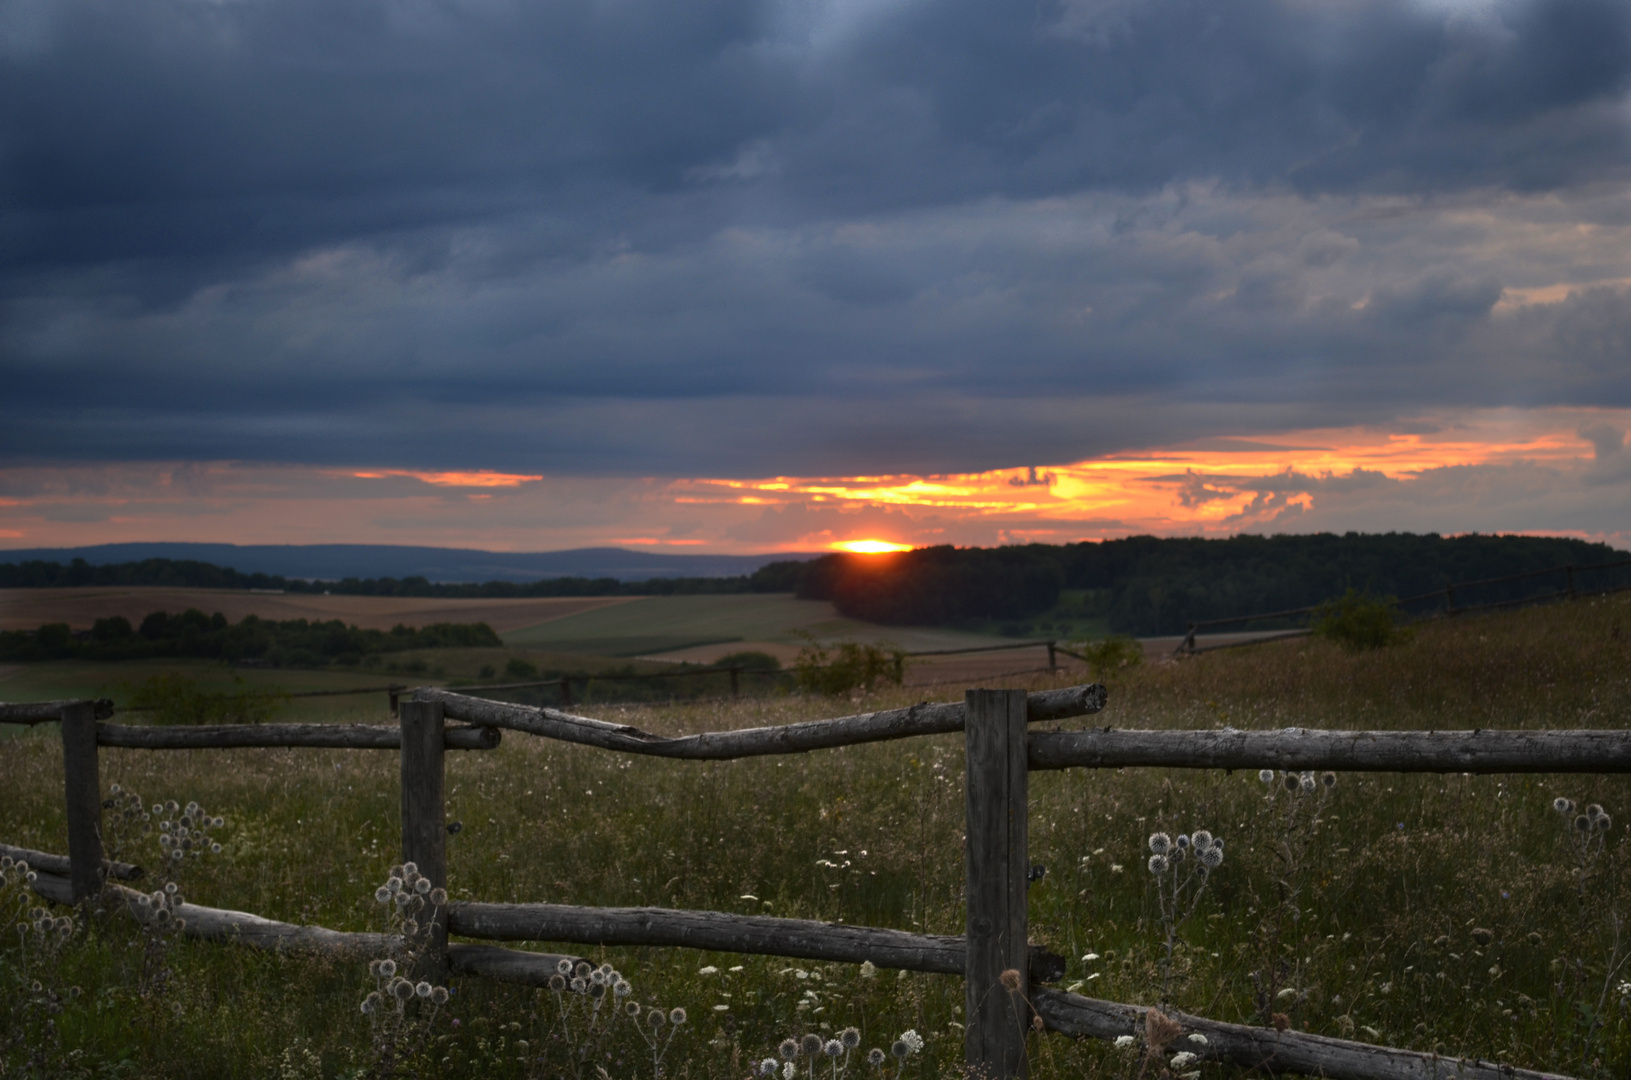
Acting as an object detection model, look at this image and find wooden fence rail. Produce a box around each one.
[8,685,1620,1080]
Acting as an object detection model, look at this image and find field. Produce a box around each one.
[3,595,1630,1078]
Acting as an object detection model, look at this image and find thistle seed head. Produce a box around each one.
[841,1027,861,1049]
[867,1049,885,1067]
[802,1034,823,1057]
[557,959,573,975]
[549,974,567,991]
[780,1038,799,1060]
[824,1040,843,1058]
[1554,797,1575,814]
[669,1007,686,1025]
[1191,830,1213,850]
[415,981,433,999]
[1148,832,1171,855]
[648,1008,666,1029]
[378,959,396,978]
[431,986,449,1005]
[1320,771,1337,788]
[1148,854,1170,874]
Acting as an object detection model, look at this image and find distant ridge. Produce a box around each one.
[0,543,819,583]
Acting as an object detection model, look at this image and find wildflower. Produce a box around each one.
[615,979,632,997]
[549,974,567,991]
[859,960,877,978]
[1599,813,1613,830]
[1191,830,1213,849]
[1148,832,1171,855]
[1283,774,1300,792]
[803,1034,824,1057]
[571,977,587,993]
[1114,1035,1136,1050]
[401,861,419,877]
[780,1038,799,1060]
[626,1002,641,1017]
[890,1040,909,1060]
[698,965,719,975]
[416,981,433,998]
[1554,797,1575,814]
[1320,771,1336,788]
[867,1049,886,1067]
[760,1059,779,1076]
[209,843,222,854]
[576,961,593,979]
[1200,845,1223,869]
[387,876,404,894]
[782,1064,797,1080]
[374,886,391,903]
[1258,769,1274,784]
[1300,774,1316,793]
[1148,854,1169,874]
[1171,1052,1199,1068]
[1575,815,1591,833]
[414,878,432,895]
[379,959,397,978]
[898,1030,923,1054]
[841,1027,861,1049]
[824,1040,843,1058]
[648,1009,666,1029]
[999,969,1022,991]
[1175,834,1190,850]
[1188,1034,1208,1045]
[391,978,414,1002]
[361,992,381,1014]
[557,958,573,975]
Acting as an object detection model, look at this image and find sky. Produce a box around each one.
[4,0,1631,554]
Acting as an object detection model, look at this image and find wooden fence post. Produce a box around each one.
[964,689,1030,1079]
[1046,642,1057,673]
[61,701,105,904]
[400,700,449,981]
[559,677,573,708]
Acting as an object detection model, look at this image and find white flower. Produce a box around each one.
[1113,1035,1136,1050]
[1110,864,1124,873]
[899,1030,924,1054]
[1082,953,1100,962]
[1187,1033,1208,1045]
[1170,1051,1199,1068]
[698,966,719,975]
[859,960,877,978]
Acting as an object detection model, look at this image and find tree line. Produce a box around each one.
[0,610,502,666]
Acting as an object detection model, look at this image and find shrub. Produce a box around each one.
[791,636,907,696]
[1312,589,1408,651]
[714,650,782,671]
[1071,635,1143,682]
[505,657,539,680]
[125,673,286,725]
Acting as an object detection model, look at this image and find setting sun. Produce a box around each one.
[832,539,915,554]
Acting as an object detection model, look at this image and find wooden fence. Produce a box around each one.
[2,683,1618,1080]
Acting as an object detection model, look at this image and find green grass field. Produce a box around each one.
[500,595,1010,657]
[3,594,1630,1078]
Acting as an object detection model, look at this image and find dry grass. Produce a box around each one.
[1,594,1629,1077]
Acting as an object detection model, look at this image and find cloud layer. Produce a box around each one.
[4,0,1631,481]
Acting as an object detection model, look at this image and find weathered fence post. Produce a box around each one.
[61,701,105,904]
[559,677,573,708]
[1046,641,1057,673]
[400,699,449,981]
[964,689,1030,1078]
[729,666,740,699]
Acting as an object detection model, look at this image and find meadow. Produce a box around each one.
[3,593,1630,1078]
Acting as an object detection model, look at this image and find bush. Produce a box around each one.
[125,673,286,726]
[1070,635,1144,682]
[1312,589,1409,651]
[791,636,907,696]
[505,657,539,680]
[714,650,782,671]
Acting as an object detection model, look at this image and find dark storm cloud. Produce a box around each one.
[3,0,1631,474]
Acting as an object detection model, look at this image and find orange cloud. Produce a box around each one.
[352,469,543,487]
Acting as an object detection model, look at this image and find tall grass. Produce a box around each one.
[2,595,1630,1077]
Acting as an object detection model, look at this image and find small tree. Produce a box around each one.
[791,635,907,696]
[1071,635,1143,682]
[1312,589,1408,651]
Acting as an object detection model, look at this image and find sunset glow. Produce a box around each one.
[350,469,544,488]
[832,540,915,554]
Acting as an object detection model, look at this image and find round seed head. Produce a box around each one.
[590,968,606,985]
[614,979,632,997]
[1554,797,1574,814]
[392,977,414,1002]
[626,1001,642,1017]
[378,959,396,978]
[760,1060,778,1076]
[416,980,433,998]
[841,1027,861,1049]
[999,969,1022,991]
[780,1038,799,1060]
[432,986,449,1005]
[1320,771,1337,788]
[549,974,566,991]
[1176,834,1190,850]
[155,908,172,924]
[1148,832,1171,855]
[1200,845,1223,869]
[891,1040,909,1060]
[589,982,606,999]
[669,1007,686,1025]
[429,887,448,905]
[558,959,573,975]
[414,878,431,895]
[401,861,419,878]
[165,800,178,813]
[575,961,593,979]
[369,959,384,978]
[802,1034,823,1057]
[1258,769,1274,784]
[824,1040,843,1058]
[362,992,381,1014]
[571,977,586,993]
[1283,774,1299,792]
[212,817,224,828]
[1576,814,1592,833]
[600,962,614,976]
[1191,830,1213,850]
[209,843,222,854]
[647,1008,665,1029]
[867,1049,885,1067]
[1300,773,1316,793]
[1598,813,1613,831]
[1148,854,1169,874]
[152,805,163,816]
[386,877,403,894]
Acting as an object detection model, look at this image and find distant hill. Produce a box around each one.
[0,543,818,583]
